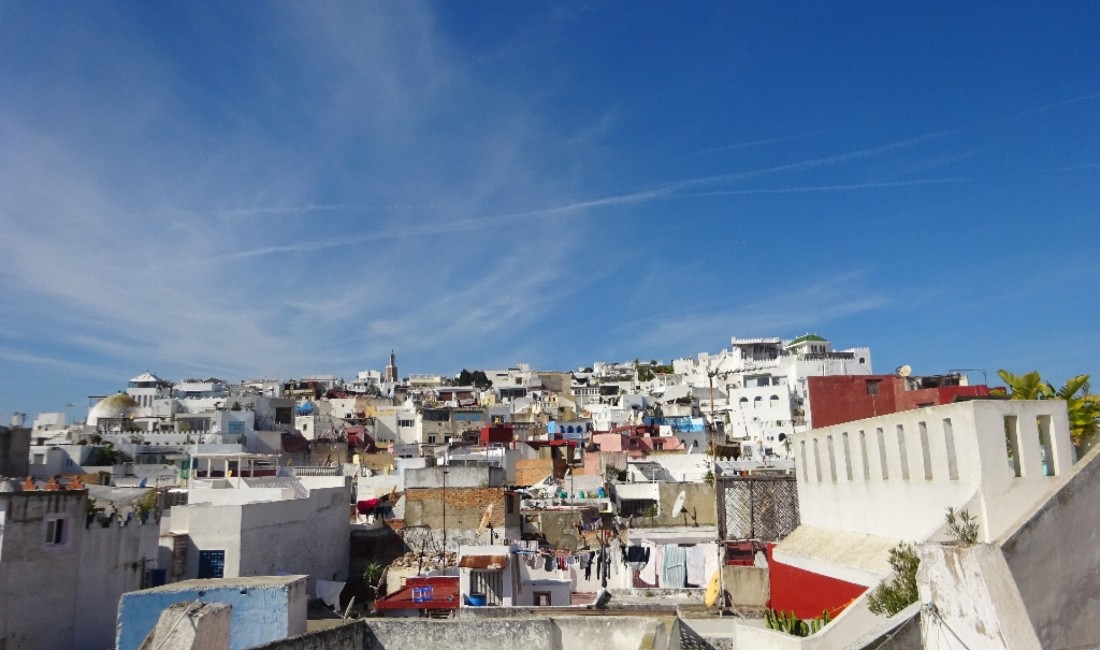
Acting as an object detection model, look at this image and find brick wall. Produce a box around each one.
[515,458,566,486]
[404,487,507,528]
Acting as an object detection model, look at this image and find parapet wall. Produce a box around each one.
[253,616,671,650]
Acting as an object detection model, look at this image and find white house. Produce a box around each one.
[0,486,160,650]
[162,454,350,596]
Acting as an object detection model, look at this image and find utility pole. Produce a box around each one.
[441,468,449,554]
[708,369,727,613]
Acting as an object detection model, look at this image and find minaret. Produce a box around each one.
[385,349,398,383]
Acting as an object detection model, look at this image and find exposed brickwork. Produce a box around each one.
[515,458,566,486]
[405,487,507,527]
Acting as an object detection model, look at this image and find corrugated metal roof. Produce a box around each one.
[457,554,508,569]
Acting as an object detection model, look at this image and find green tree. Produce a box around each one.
[457,369,493,390]
[997,370,1099,446]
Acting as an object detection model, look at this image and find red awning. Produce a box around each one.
[457,554,509,570]
[374,576,460,611]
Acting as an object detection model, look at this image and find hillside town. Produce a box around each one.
[1,332,1097,650]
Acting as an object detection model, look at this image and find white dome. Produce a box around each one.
[87,393,138,426]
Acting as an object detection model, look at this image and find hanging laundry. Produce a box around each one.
[686,545,707,586]
[663,545,688,588]
[624,545,651,572]
[639,542,658,585]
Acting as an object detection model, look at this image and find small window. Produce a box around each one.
[427,435,437,444]
[45,517,67,546]
[32,453,45,465]
[198,550,225,579]
[866,380,882,396]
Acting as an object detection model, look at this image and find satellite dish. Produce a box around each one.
[671,490,687,516]
[896,365,912,377]
[476,504,494,539]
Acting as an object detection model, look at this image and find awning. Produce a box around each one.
[457,554,508,570]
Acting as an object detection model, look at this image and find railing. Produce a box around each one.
[284,465,342,477]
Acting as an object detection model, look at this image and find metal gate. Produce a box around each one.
[717,475,799,541]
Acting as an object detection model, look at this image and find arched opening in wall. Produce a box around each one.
[826,435,837,482]
[753,396,763,409]
[876,427,889,480]
[812,438,822,482]
[841,432,853,481]
[1036,415,1054,476]
[1004,416,1022,477]
[800,440,808,481]
[858,430,870,480]
[919,422,933,480]
[739,397,749,408]
[769,395,779,409]
[896,425,910,480]
[943,418,959,480]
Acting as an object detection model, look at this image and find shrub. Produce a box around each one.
[945,507,979,545]
[867,542,919,616]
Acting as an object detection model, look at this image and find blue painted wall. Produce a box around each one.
[116,577,304,650]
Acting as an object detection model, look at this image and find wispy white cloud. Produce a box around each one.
[681,129,833,158]
[625,272,890,356]
[677,177,968,197]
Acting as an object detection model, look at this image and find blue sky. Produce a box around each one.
[1,2,1097,418]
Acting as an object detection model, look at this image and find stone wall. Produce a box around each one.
[252,616,670,650]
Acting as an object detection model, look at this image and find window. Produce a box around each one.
[398,419,414,428]
[866,380,882,396]
[534,591,552,606]
[427,435,437,444]
[470,570,504,605]
[198,550,225,579]
[44,516,67,546]
[619,498,658,518]
[32,453,45,465]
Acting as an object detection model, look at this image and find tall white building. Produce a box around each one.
[674,334,873,455]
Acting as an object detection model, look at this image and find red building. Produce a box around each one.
[480,424,515,446]
[808,373,992,429]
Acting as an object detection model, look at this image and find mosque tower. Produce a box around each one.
[384,349,398,383]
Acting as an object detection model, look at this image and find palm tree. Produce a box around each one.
[997,370,1099,446]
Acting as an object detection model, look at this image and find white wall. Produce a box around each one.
[75,517,161,649]
[795,400,1073,543]
[0,491,85,649]
[174,484,350,594]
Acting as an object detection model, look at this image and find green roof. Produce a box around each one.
[787,333,826,346]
